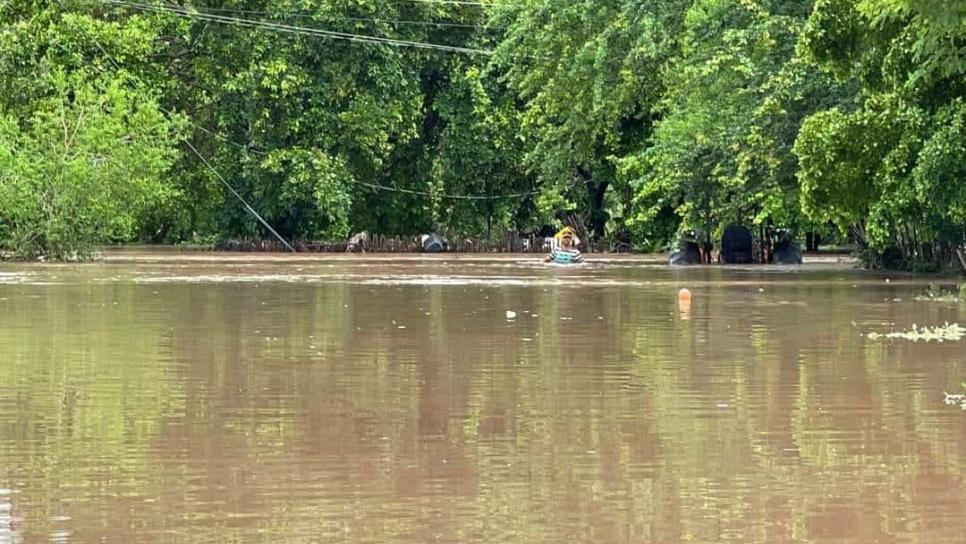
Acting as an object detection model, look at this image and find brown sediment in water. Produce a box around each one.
[0,251,961,543]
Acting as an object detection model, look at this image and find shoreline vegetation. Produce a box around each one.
[0,232,962,273]
[0,243,861,263]
[1,0,963,271]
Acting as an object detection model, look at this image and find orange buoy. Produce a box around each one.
[678,288,692,319]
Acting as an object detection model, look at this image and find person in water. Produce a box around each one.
[545,227,584,263]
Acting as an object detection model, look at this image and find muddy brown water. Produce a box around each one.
[0,250,963,543]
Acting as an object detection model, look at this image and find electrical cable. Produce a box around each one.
[97,0,496,55]
[62,0,569,204]
[163,6,505,31]
[57,0,297,250]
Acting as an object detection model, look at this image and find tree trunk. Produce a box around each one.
[151,221,171,244]
[806,231,820,252]
[759,224,770,264]
[577,167,609,241]
[703,192,713,263]
[849,223,868,248]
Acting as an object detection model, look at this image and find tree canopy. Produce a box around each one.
[0,0,963,269]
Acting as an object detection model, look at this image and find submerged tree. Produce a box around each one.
[490,0,688,243]
[795,0,966,270]
[0,74,182,259]
[0,2,183,258]
[627,0,848,253]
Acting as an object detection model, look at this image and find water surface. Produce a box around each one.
[0,251,963,543]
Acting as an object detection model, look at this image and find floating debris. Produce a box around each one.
[943,391,966,411]
[915,283,966,303]
[867,323,965,342]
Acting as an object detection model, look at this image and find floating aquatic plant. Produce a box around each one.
[943,390,966,411]
[914,283,965,303]
[866,323,965,342]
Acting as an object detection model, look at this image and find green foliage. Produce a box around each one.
[796,0,965,269]
[0,74,182,259]
[429,64,534,237]
[628,0,847,248]
[256,148,353,240]
[0,0,962,265]
[168,0,431,240]
[492,0,688,239]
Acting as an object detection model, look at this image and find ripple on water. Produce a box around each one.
[0,272,32,284]
[0,255,963,543]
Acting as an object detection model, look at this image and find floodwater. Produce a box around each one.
[0,250,963,543]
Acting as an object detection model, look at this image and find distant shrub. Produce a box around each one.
[0,75,182,260]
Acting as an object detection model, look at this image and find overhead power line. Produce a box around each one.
[57,0,296,251]
[62,0,558,203]
[387,0,492,6]
[171,134,543,200]
[172,6,505,31]
[183,140,296,251]
[97,0,496,55]
[159,123,541,200]
[356,180,542,200]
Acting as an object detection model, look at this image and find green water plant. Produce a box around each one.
[915,283,966,302]
[867,323,965,342]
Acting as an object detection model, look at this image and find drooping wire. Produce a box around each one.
[96,0,496,55]
[62,0,568,203]
[183,140,296,251]
[163,6,506,31]
[55,0,297,250]
[176,128,545,200]
[386,0,493,6]
[355,180,544,200]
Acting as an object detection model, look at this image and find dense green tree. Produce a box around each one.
[160,1,427,241]
[0,1,183,258]
[0,73,182,259]
[625,0,848,253]
[491,0,689,242]
[0,0,962,268]
[428,63,535,238]
[795,0,965,269]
